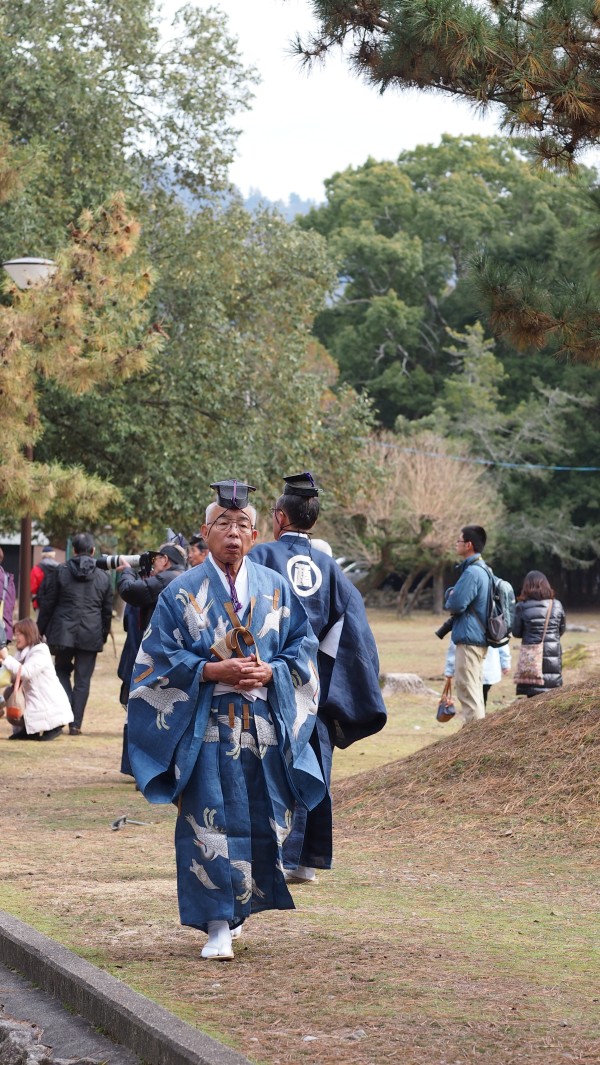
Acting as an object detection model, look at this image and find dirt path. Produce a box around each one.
[1,619,599,1064]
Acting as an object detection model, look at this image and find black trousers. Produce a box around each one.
[54,648,97,729]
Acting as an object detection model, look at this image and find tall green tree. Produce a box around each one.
[36,202,375,543]
[298,4,600,361]
[0,0,255,258]
[414,322,600,575]
[301,139,600,589]
[301,136,596,425]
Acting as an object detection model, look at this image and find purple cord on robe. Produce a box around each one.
[225,564,242,613]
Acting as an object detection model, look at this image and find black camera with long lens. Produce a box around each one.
[96,553,141,572]
[137,551,157,578]
[434,617,454,640]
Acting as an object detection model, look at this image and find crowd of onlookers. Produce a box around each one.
[0,533,208,740]
[0,526,567,742]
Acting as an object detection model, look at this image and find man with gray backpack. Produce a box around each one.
[443,524,514,724]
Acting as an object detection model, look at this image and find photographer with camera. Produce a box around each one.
[116,542,187,633]
[116,542,186,774]
[440,525,491,724]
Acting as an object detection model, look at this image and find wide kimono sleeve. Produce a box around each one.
[318,582,387,748]
[126,588,214,804]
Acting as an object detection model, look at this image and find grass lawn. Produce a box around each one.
[1,607,598,1065]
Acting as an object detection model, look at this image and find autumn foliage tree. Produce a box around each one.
[332,430,501,612]
[0,188,163,528]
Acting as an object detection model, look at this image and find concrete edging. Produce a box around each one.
[0,909,250,1065]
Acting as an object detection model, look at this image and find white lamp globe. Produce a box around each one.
[2,258,56,289]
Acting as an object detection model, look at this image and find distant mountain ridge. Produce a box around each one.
[164,168,320,220]
[243,187,319,221]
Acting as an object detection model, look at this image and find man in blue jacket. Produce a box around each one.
[444,525,490,723]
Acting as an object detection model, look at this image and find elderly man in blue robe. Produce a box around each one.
[252,472,387,885]
[127,479,324,961]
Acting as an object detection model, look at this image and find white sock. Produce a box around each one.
[284,865,318,882]
[296,865,317,880]
[202,920,232,958]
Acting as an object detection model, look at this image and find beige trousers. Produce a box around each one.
[454,643,488,723]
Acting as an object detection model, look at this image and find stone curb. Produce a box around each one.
[0,910,251,1065]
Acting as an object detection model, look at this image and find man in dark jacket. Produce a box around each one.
[116,542,187,635]
[116,542,186,775]
[37,532,113,735]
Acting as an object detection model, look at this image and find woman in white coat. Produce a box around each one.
[1,618,73,740]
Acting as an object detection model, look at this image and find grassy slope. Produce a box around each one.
[1,610,599,1065]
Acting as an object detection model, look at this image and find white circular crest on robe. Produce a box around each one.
[286,554,323,598]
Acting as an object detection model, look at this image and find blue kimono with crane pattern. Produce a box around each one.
[127,556,325,931]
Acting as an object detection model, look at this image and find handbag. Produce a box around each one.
[5,666,26,725]
[436,677,456,722]
[514,600,553,686]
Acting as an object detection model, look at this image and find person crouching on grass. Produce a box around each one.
[0,618,73,740]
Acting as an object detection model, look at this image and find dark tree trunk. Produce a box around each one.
[395,568,420,615]
[401,567,434,616]
[432,568,445,615]
[355,542,397,595]
[355,562,388,595]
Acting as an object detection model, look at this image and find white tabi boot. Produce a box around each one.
[201,920,234,960]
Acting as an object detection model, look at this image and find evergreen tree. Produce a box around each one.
[298,3,600,359]
[0,0,254,255]
[298,0,600,166]
[301,136,596,424]
[35,202,375,543]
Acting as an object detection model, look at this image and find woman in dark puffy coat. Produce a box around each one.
[512,570,566,697]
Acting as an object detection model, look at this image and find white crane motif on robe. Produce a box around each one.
[203,709,278,758]
[226,716,260,759]
[202,714,222,743]
[269,808,293,847]
[133,676,190,730]
[190,858,219,891]
[175,580,213,639]
[231,859,265,903]
[257,594,291,638]
[209,615,233,660]
[254,713,278,756]
[186,808,229,860]
[132,643,155,684]
[291,659,319,738]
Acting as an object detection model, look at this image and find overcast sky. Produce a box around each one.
[163,0,502,203]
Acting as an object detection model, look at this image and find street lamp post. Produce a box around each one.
[2,258,56,619]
